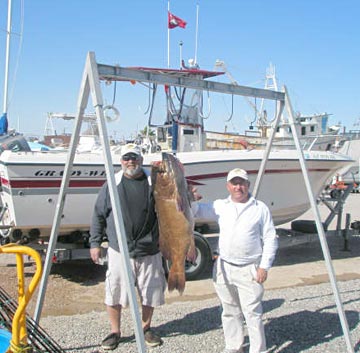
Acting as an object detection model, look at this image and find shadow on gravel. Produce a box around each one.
[156,306,222,337]
[153,298,284,340]
[49,260,106,286]
[266,309,359,353]
[263,298,285,314]
[273,235,360,267]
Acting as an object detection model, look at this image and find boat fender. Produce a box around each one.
[291,220,328,234]
[237,139,249,150]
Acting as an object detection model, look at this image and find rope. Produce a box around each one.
[199,90,211,120]
[224,94,234,122]
[9,341,33,353]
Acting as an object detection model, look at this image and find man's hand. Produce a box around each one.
[186,243,197,264]
[188,185,202,201]
[256,267,268,284]
[90,247,101,264]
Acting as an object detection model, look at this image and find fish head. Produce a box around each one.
[151,153,187,200]
[161,152,185,180]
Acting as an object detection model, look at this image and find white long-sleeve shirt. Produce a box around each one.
[192,195,278,270]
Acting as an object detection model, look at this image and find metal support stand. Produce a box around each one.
[31,51,354,353]
[336,201,343,236]
[343,213,351,252]
[285,88,353,353]
[320,184,353,232]
[33,53,147,352]
[254,86,354,353]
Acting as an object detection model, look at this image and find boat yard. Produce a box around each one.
[0,53,355,290]
[0,193,359,352]
[1,1,360,352]
[0,51,359,353]
[0,53,354,245]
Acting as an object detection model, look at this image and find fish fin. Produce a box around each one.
[167,270,186,294]
[176,194,189,213]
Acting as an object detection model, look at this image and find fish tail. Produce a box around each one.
[167,269,186,294]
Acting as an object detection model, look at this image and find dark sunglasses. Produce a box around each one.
[122,154,139,161]
[229,178,248,186]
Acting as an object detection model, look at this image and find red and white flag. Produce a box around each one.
[168,11,187,29]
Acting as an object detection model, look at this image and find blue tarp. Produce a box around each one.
[0,113,8,135]
[28,141,52,151]
[0,328,11,353]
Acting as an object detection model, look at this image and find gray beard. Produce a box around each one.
[122,165,142,177]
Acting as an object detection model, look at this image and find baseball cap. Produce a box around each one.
[227,168,249,182]
[120,143,142,157]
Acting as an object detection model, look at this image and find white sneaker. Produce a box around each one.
[221,349,243,353]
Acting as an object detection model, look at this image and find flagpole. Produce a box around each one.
[179,41,183,69]
[194,2,199,66]
[167,1,170,68]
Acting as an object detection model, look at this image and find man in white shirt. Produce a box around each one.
[192,168,278,353]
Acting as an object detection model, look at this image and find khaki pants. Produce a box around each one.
[213,259,267,353]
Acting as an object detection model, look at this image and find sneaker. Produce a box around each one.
[101,332,121,350]
[221,349,243,353]
[144,328,163,347]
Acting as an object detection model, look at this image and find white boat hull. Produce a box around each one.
[0,149,352,239]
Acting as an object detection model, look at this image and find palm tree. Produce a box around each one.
[139,126,155,138]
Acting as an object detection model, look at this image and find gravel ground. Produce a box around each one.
[39,278,360,353]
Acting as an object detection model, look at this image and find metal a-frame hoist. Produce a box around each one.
[33,52,354,353]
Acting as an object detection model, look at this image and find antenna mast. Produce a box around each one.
[194,3,199,65]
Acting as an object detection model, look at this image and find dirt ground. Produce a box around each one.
[0,257,107,317]
[1,231,360,319]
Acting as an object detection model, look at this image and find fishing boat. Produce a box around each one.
[0,54,353,244]
[337,129,360,185]
[0,147,351,239]
[211,61,344,152]
[205,112,344,151]
[41,112,103,151]
[0,0,352,246]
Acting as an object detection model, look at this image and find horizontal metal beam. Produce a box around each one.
[97,63,285,102]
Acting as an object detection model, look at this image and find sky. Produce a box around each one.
[1,0,360,142]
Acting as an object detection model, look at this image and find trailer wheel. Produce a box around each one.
[163,232,213,281]
[0,206,12,242]
[185,232,213,280]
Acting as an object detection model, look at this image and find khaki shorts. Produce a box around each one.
[105,247,166,308]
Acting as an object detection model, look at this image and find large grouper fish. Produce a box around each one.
[151,153,196,294]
